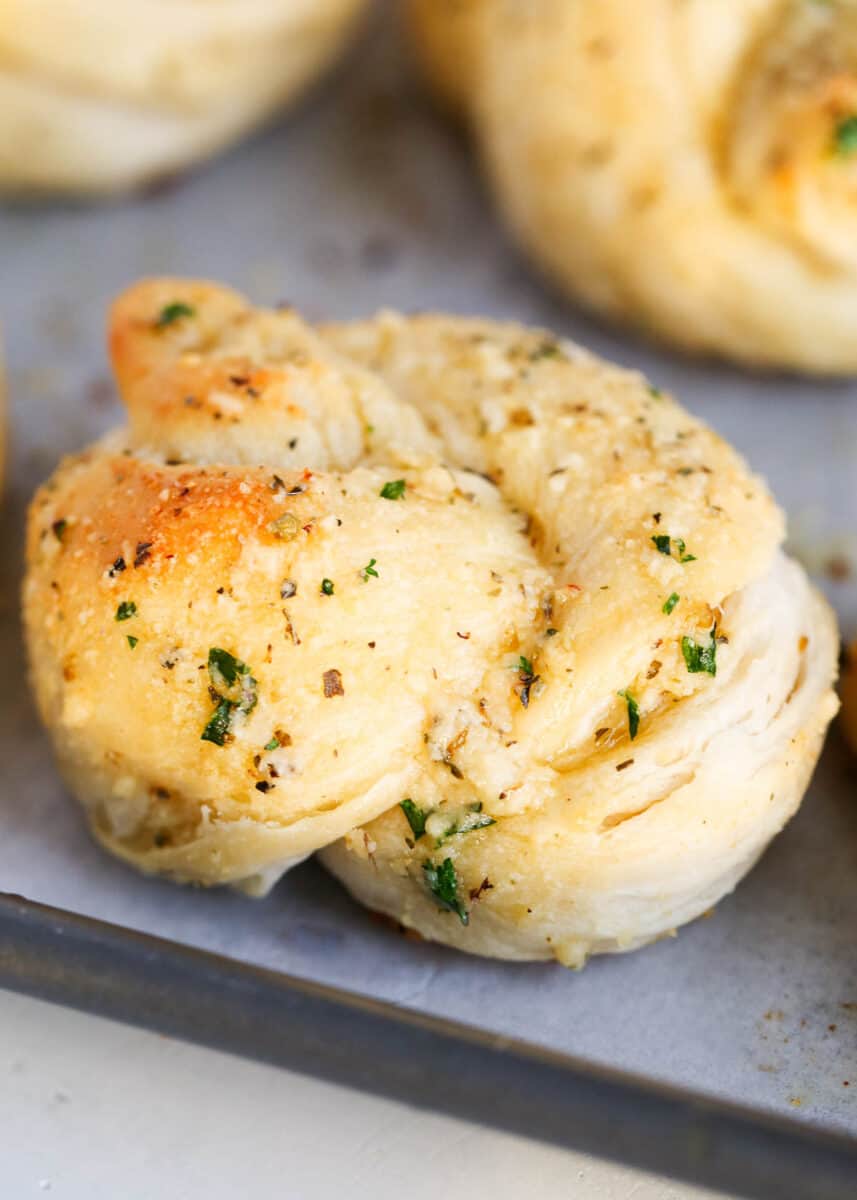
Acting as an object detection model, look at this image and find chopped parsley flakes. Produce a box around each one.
[400,796,494,844]
[423,857,469,925]
[400,798,429,839]
[115,601,137,622]
[663,592,680,615]
[675,539,696,563]
[264,737,280,751]
[435,803,495,846]
[618,690,640,740]
[652,534,696,563]
[52,519,68,543]
[208,647,249,692]
[127,635,138,649]
[402,799,495,847]
[202,699,235,747]
[834,114,857,157]
[681,626,718,676]
[321,578,335,596]
[379,479,406,500]
[154,301,195,329]
[361,558,379,581]
[513,655,539,708]
[528,338,562,362]
[201,647,258,746]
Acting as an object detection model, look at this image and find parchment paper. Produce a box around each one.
[1,10,855,1139]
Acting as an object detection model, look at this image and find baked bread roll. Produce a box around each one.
[24,280,838,964]
[408,0,857,374]
[0,0,369,195]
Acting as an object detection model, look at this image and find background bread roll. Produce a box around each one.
[0,0,370,195]
[408,0,857,374]
[24,281,838,963]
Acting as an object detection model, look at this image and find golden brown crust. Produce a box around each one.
[409,0,857,373]
[109,278,435,471]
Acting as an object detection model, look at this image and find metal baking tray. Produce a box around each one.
[1,11,856,1198]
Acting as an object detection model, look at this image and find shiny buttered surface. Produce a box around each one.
[24,280,838,962]
[0,0,370,195]
[408,0,857,374]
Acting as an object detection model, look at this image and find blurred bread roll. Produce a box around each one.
[0,0,370,195]
[408,0,857,373]
[25,280,838,964]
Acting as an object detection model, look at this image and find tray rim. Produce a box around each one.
[1,890,855,1200]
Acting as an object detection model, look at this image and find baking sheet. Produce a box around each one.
[1,9,856,1143]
